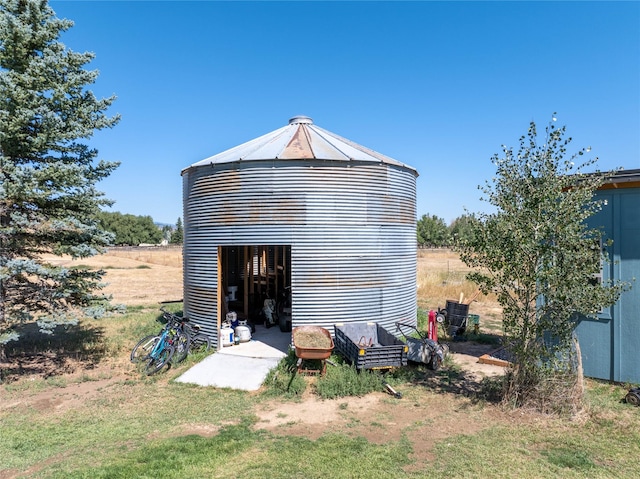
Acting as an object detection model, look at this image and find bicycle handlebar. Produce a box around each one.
[160,307,189,323]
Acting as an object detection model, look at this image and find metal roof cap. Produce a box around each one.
[184,116,418,176]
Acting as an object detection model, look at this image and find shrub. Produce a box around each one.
[315,363,384,399]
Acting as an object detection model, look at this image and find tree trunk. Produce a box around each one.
[0,277,5,324]
[0,279,10,364]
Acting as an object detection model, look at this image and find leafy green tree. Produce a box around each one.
[0,0,120,349]
[449,214,478,245]
[416,214,449,247]
[97,212,162,246]
[170,217,183,245]
[457,116,628,414]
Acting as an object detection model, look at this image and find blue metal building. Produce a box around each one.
[576,169,640,384]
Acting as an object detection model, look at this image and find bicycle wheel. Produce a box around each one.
[144,345,175,375]
[191,333,211,353]
[171,331,190,364]
[131,335,160,363]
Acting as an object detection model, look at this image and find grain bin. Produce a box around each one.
[181,116,418,348]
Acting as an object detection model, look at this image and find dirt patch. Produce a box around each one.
[251,338,510,466]
[33,377,116,413]
[254,386,511,469]
[256,393,381,440]
[0,357,136,414]
[447,341,508,381]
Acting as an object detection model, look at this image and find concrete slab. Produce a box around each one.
[175,354,282,390]
[219,325,291,359]
[175,325,292,391]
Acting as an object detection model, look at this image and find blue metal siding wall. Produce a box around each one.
[618,192,640,383]
[577,189,640,383]
[182,160,417,344]
[576,192,615,380]
[576,318,615,380]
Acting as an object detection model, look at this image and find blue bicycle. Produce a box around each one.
[131,307,210,374]
[131,314,182,375]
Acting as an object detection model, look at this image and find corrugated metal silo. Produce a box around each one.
[181,116,418,348]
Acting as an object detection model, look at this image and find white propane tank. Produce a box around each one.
[220,321,234,347]
[235,320,252,343]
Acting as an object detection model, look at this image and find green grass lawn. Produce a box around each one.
[1,306,639,478]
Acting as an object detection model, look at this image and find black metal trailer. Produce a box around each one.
[334,322,408,370]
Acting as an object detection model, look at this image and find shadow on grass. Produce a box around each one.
[463,331,503,346]
[389,359,506,404]
[2,321,108,382]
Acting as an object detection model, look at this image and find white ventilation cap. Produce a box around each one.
[288,115,313,125]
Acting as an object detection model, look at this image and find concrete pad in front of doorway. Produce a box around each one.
[175,325,291,391]
[175,353,282,391]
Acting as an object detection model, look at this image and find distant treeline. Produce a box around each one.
[416,213,477,248]
[98,210,472,248]
[98,212,183,246]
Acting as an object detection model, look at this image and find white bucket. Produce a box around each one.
[235,323,252,342]
[220,322,234,347]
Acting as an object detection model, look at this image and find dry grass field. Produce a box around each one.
[56,247,503,333]
[417,249,502,334]
[46,246,184,306]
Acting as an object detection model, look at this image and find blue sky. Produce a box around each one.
[50,1,639,225]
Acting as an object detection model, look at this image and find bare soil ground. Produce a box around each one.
[252,386,535,472]
[2,248,513,468]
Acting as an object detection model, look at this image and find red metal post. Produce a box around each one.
[428,309,437,341]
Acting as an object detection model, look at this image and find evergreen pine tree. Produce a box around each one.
[0,0,120,349]
[170,217,183,244]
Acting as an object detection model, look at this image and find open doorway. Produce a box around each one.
[220,245,292,333]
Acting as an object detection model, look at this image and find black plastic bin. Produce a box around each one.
[334,322,408,370]
[445,300,469,337]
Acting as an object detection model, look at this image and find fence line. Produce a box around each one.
[107,245,183,252]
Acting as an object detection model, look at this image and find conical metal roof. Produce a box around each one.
[187,115,416,174]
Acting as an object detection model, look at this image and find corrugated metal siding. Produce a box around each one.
[182,159,417,345]
[182,249,219,347]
